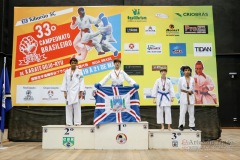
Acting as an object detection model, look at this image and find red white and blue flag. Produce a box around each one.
[94,86,141,125]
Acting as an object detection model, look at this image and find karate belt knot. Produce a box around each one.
[181,89,193,105]
[112,84,123,87]
[157,91,170,106]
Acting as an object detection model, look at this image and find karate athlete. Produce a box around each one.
[61,58,85,126]
[151,66,175,131]
[71,7,105,61]
[178,66,197,131]
[94,58,139,89]
[194,61,217,104]
[97,16,119,57]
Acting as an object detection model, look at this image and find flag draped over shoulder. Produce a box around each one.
[0,68,12,133]
[94,86,141,125]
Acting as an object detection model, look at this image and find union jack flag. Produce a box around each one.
[94,86,141,125]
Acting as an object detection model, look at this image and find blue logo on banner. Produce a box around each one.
[169,43,186,56]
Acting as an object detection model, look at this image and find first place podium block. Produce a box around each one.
[149,129,201,149]
[42,125,95,149]
[95,122,149,150]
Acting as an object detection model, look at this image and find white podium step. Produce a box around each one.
[42,125,95,149]
[95,121,149,150]
[148,129,201,149]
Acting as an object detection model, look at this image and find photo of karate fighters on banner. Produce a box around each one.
[70,7,119,61]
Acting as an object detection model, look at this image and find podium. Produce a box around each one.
[148,129,201,149]
[42,124,201,150]
[42,125,95,149]
[42,122,148,150]
[95,121,148,149]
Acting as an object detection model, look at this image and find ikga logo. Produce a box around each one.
[124,43,139,53]
[194,43,212,56]
[146,43,162,54]
[127,9,147,22]
[116,133,127,144]
[145,26,156,34]
[166,24,179,36]
[24,90,34,101]
[169,43,186,56]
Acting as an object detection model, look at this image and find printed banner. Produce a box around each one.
[12,6,219,106]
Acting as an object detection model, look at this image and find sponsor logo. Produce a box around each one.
[124,43,139,53]
[19,11,56,25]
[116,133,127,144]
[152,65,167,71]
[184,25,208,34]
[145,26,156,34]
[24,90,34,101]
[146,43,162,54]
[166,24,179,36]
[170,43,186,56]
[175,12,208,17]
[128,9,147,22]
[193,43,212,56]
[42,90,58,100]
[126,27,139,33]
[155,13,168,19]
[63,137,74,148]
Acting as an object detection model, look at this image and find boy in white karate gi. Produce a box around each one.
[178,66,197,131]
[95,58,139,89]
[61,58,85,126]
[151,66,175,131]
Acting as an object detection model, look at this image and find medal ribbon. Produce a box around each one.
[161,78,166,90]
[114,69,121,79]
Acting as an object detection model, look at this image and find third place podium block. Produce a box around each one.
[95,121,149,150]
[148,129,201,149]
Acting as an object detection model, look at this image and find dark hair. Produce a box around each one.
[78,7,85,13]
[195,60,204,68]
[160,68,167,72]
[114,58,121,64]
[181,66,192,73]
[70,58,78,64]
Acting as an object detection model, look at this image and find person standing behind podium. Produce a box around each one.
[178,66,196,131]
[94,58,139,89]
[61,58,85,126]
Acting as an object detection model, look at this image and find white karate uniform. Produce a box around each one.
[61,68,85,125]
[194,74,217,104]
[151,78,175,124]
[99,69,136,86]
[178,77,195,127]
[70,15,102,59]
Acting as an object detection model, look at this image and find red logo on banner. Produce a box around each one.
[15,22,79,69]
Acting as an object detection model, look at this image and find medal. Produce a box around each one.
[161,78,166,91]
[114,69,121,79]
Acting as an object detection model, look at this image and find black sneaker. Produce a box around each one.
[178,125,184,131]
[190,127,197,131]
